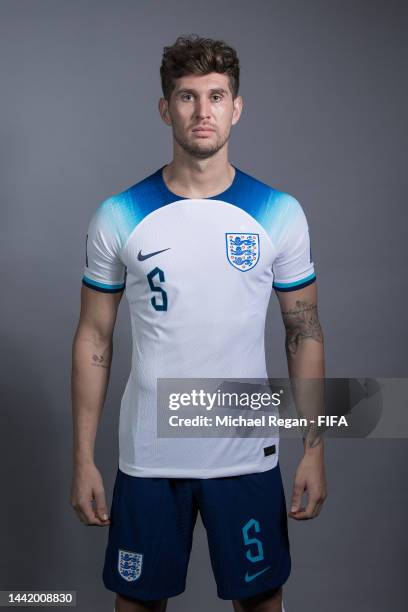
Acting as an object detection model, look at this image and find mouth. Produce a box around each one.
[192,127,215,133]
[192,128,215,138]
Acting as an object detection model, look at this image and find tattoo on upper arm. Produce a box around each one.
[281,300,323,354]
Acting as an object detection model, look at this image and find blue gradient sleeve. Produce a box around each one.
[271,195,316,292]
[82,196,127,293]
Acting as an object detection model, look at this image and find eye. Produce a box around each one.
[212,94,222,102]
[181,93,193,101]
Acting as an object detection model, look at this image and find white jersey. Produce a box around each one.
[82,165,316,478]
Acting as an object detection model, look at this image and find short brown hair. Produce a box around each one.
[160,34,240,101]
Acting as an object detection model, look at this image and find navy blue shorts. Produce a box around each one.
[102,463,291,601]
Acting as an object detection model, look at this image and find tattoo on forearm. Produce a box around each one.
[91,351,110,369]
[282,300,323,355]
[304,429,323,448]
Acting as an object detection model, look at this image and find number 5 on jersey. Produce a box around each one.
[147,267,168,311]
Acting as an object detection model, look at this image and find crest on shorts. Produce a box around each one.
[118,549,143,582]
[226,233,260,271]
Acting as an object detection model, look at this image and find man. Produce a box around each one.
[71,34,327,612]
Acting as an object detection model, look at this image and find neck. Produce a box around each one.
[162,152,235,199]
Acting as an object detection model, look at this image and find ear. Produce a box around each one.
[231,95,243,126]
[158,97,172,126]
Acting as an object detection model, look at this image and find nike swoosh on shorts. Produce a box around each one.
[244,565,271,582]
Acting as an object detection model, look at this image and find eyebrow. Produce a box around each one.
[176,87,229,96]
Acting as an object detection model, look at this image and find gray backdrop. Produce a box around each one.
[1,0,407,610]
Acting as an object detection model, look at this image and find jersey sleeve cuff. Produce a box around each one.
[273,272,316,292]
[82,276,125,293]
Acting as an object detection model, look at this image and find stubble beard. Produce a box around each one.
[173,126,230,160]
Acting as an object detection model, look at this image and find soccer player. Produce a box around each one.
[71,35,327,612]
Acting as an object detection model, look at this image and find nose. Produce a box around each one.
[195,96,211,119]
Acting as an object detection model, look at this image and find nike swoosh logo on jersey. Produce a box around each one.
[137,248,170,261]
[244,566,271,582]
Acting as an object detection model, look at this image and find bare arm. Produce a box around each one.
[278,281,324,378]
[70,285,123,526]
[275,281,327,519]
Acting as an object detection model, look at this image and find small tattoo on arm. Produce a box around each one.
[91,353,109,369]
[282,300,323,355]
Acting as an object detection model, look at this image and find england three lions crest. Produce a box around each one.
[118,549,143,582]
[226,233,260,271]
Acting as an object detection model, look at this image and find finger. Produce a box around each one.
[310,493,327,518]
[77,500,107,526]
[304,494,318,518]
[313,500,325,518]
[77,509,92,525]
[71,501,91,525]
[82,510,109,526]
[94,489,110,522]
[290,481,306,513]
[312,502,322,518]
[289,508,313,520]
[288,509,305,519]
[288,504,307,516]
[291,499,320,520]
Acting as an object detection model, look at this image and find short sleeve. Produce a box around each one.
[272,195,316,292]
[82,197,127,293]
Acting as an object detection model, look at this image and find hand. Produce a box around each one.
[70,461,111,526]
[288,448,327,520]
